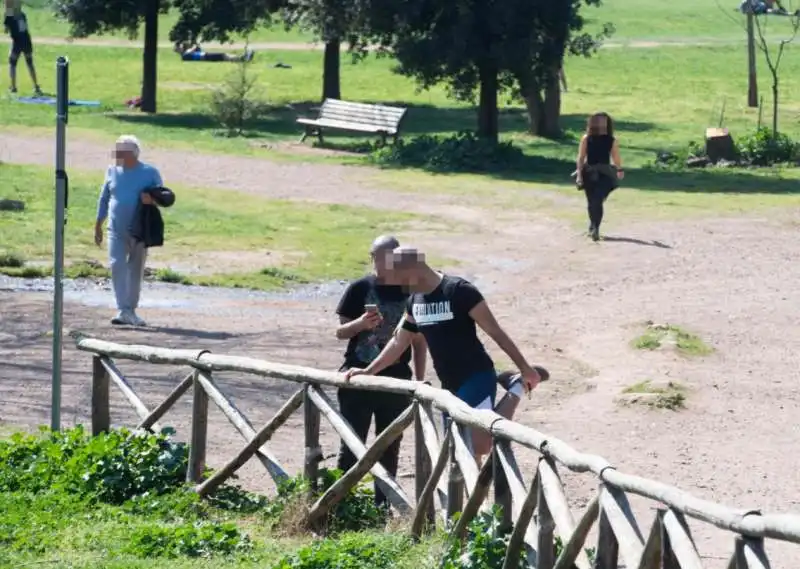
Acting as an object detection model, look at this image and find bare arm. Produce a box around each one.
[611,139,623,170]
[336,315,368,340]
[411,333,428,381]
[576,135,588,172]
[469,301,536,375]
[361,314,417,376]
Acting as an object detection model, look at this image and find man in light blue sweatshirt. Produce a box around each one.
[95,135,163,326]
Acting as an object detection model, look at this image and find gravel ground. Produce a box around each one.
[2,132,800,566]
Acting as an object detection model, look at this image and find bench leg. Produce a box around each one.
[317,129,324,145]
[299,126,310,143]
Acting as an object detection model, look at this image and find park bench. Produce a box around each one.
[296,99,408,145]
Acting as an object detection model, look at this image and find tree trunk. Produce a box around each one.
[772,75,779,133]
[540,67,562,138]
[140,0,159,114]
[322,40,341,101]
[477,61,499,142]
[517,73,544,135]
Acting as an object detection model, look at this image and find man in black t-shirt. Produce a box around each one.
[4,2,42,95]
[334,235,427,508]
[346,246,542,459]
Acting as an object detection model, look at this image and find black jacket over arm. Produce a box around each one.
[130,186,176,248]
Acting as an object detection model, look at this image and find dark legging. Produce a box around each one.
[584,186,606,230]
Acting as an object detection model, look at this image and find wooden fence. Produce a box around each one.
[74,335,800,569]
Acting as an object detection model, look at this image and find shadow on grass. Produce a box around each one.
[109,104,302,138]
[107,102,797,195]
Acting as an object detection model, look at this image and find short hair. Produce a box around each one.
[370,235,400,256]
[391,246,425,270]
[115,134,141,159]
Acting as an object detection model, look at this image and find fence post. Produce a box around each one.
[493,440,512,532]
[187,370,209,483]
[536,459,556,569]
[446,419,464,523]
[304,384,321,493]
[91,355,110,436]
[595,486,619,569]
[414,401,435,529]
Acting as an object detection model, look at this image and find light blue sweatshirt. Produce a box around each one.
[96,162,163,235]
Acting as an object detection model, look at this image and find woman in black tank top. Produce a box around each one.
[575,112,624,241]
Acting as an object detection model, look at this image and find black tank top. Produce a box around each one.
[586,134,614,165]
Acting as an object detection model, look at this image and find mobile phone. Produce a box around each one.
[364,304,379,314]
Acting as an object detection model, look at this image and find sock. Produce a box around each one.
[507,378,524,398]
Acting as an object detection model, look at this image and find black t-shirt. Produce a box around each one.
[406,274,494,391]
[337,275,412,380]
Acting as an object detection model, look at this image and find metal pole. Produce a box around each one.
[51,56,69,432]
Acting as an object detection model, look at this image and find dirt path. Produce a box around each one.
[2,132,800,564]
[0,36,745,52]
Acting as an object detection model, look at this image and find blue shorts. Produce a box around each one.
[441,369,497,431]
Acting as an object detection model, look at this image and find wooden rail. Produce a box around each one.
[74,335,800,568]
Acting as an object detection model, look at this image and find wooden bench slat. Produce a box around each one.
[297,98,408,144]
[297,117,397,134]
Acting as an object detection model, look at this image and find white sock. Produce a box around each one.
[507,379,524,398]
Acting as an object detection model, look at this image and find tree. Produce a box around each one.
[354,0,612,142]
[512,0,614,138]
[281,0,366,100]
[750,1,800,133]
[53,0,280,113]
[53,0,168,113]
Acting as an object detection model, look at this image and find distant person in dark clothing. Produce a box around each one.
[4,0,42,95]
[334,235,427,509]
[575,112,624,242]
[174,42,255,63]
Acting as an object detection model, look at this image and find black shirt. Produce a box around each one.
[406,274,494,391]
[586,134,614,165]
[337,275,412,380]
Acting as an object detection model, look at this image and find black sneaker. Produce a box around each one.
[9,87,17,94]
[591,227,600,242]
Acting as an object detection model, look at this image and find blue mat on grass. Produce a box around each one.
[16,96,101,107]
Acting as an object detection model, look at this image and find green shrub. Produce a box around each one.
[0,252,25,268]
[124,521,252,558]
[441,506,527,569]
[153,267,192,285]
[736,127,798,166]
[207,482,270,514]
[0,425,189,502]
[210,59,268,136]
[369,131,525,173]
[274,532,410,569]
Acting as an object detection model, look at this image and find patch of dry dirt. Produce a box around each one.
[2,131,800,565]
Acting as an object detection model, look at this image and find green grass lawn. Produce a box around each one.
[0,163,420,289]
[4,41,800,184]
[12,0,790,45]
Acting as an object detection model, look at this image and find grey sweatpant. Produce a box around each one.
[108,231,147,311]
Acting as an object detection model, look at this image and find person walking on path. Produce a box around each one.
[94,135,163,327]
[334,235,427,509]
[345,246,543,461]
[4,0,42,95]
[575,112,624,242]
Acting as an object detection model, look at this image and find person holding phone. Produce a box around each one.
[334,235,427,510]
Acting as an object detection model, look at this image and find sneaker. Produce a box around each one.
[129,311,147,327]
[111,310,133,326]
[9,87,17,94]
[591,227,600,242]
[34,86,43,96]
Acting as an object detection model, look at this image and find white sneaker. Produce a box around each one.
[129,311,147,327]
[110,310,134,326]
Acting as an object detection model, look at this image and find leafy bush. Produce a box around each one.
[274,532,411,569]
[441,506,527,569]
[124,521,252,558]
[736,127,798,166]
[207,482,270,514]
[369,131,525,173]
[0,425,189,502]
[264,469,387,534]
[210,59,268,136]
